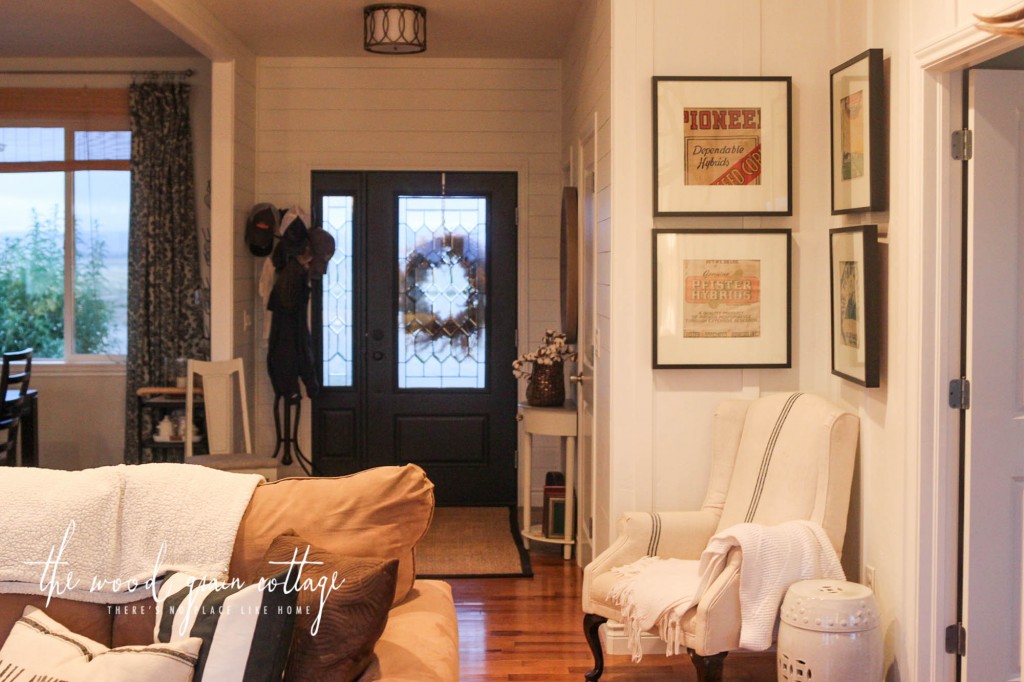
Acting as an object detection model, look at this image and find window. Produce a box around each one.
[0,89,130,360]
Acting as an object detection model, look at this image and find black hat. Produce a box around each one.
[273,207,310,270]
[245,203,278,257]
[307,226,336,280]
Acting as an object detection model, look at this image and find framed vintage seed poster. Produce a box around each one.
[653,228,791,368]
[652,76,792,216]
[830,49,887,214]
[829,225,880,386]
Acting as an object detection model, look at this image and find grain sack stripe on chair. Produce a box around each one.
[581,392,859,682]
[647,513,663,557]
[744,392,803,523]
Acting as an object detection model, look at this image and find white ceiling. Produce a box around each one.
[0,0,584,60]
[0,0,199,58]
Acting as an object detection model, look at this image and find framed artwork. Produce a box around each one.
[829,225,880,386]
[653,229,791,368]
[652,76,792,216]
[830,49,887,214]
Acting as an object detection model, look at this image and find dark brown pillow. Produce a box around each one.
[257,532,398,682]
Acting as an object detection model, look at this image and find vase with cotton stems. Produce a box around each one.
[513,329,577,407]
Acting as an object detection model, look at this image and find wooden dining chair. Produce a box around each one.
[0,348,32,466]
[0,412,20,466]
[184,358,280,480]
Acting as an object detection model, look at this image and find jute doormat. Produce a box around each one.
[416,506,533,578]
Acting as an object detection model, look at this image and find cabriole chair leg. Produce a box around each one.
[687,649,728,682]
[583,613,608,681]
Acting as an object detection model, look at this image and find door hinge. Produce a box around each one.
[514,328,519,347]
[515,206,519,227]
[949,377,971,410]
[952,129,973,161]
[945,622,966,656]
[514,449,518,469]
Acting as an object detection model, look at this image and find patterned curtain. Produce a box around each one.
[124,80,209,464]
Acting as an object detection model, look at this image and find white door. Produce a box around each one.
[961,68,1024,682]
[575,118,598,567]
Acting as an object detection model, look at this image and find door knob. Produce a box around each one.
[570,373,585,383]
[372,350,385,361]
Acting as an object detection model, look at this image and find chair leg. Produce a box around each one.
[687,649,728,682]
[583,613,607,681]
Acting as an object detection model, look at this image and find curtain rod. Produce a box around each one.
[0,69,194,78]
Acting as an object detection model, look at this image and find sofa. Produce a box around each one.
[0,463,459,681]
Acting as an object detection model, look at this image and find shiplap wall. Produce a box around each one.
[251,57,564,484]
[233,57,258,434]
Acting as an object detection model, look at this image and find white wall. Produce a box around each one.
[825,1,904,676]
[0,56,212,471]
[604,0,903,672]
[604,0,888,540]
[232,56,258,439]
[251,57,564,478]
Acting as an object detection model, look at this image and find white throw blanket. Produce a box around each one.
[608,520,844,660]
[0,464,263,604]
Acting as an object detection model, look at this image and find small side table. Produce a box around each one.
[136,387,206,463]
[518,402,577,560]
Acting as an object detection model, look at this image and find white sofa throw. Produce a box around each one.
[0,463,262,603]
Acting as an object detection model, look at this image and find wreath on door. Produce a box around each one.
[403,234,482,347]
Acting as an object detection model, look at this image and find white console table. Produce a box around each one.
[518,402,577,560]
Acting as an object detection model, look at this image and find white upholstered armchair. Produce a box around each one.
[581,392,859,682]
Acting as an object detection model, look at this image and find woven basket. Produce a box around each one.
[526,361,565,407]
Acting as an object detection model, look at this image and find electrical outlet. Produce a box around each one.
[864,564,876,592]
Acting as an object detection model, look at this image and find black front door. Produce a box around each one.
[310,171,518,506]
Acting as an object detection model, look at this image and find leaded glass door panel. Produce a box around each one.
[311,171,518,506]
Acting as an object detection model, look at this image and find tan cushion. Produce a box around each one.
[0,594,113,647]
[359,579,459,682]
[230,464,434,605]
[256,532,398,682]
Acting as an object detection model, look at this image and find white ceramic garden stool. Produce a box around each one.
[777,579,882,682]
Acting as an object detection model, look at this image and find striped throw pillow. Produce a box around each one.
[154,571,298,682]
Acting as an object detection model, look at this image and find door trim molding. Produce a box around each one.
[908,22,1022,682]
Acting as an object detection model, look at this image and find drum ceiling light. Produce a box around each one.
[364,4,427,54]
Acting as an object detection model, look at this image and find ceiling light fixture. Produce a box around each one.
[364,4,427,54]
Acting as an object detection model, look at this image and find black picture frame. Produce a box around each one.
[652,228,791,368]
[652,76,793,216]
[830,49,887,214]
[829,225,880,386]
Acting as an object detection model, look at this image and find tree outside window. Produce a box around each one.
[0,121,130,360]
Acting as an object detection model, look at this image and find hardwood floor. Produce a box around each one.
[449,543,778,681]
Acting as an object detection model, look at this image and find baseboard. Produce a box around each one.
[600,619,667,656]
